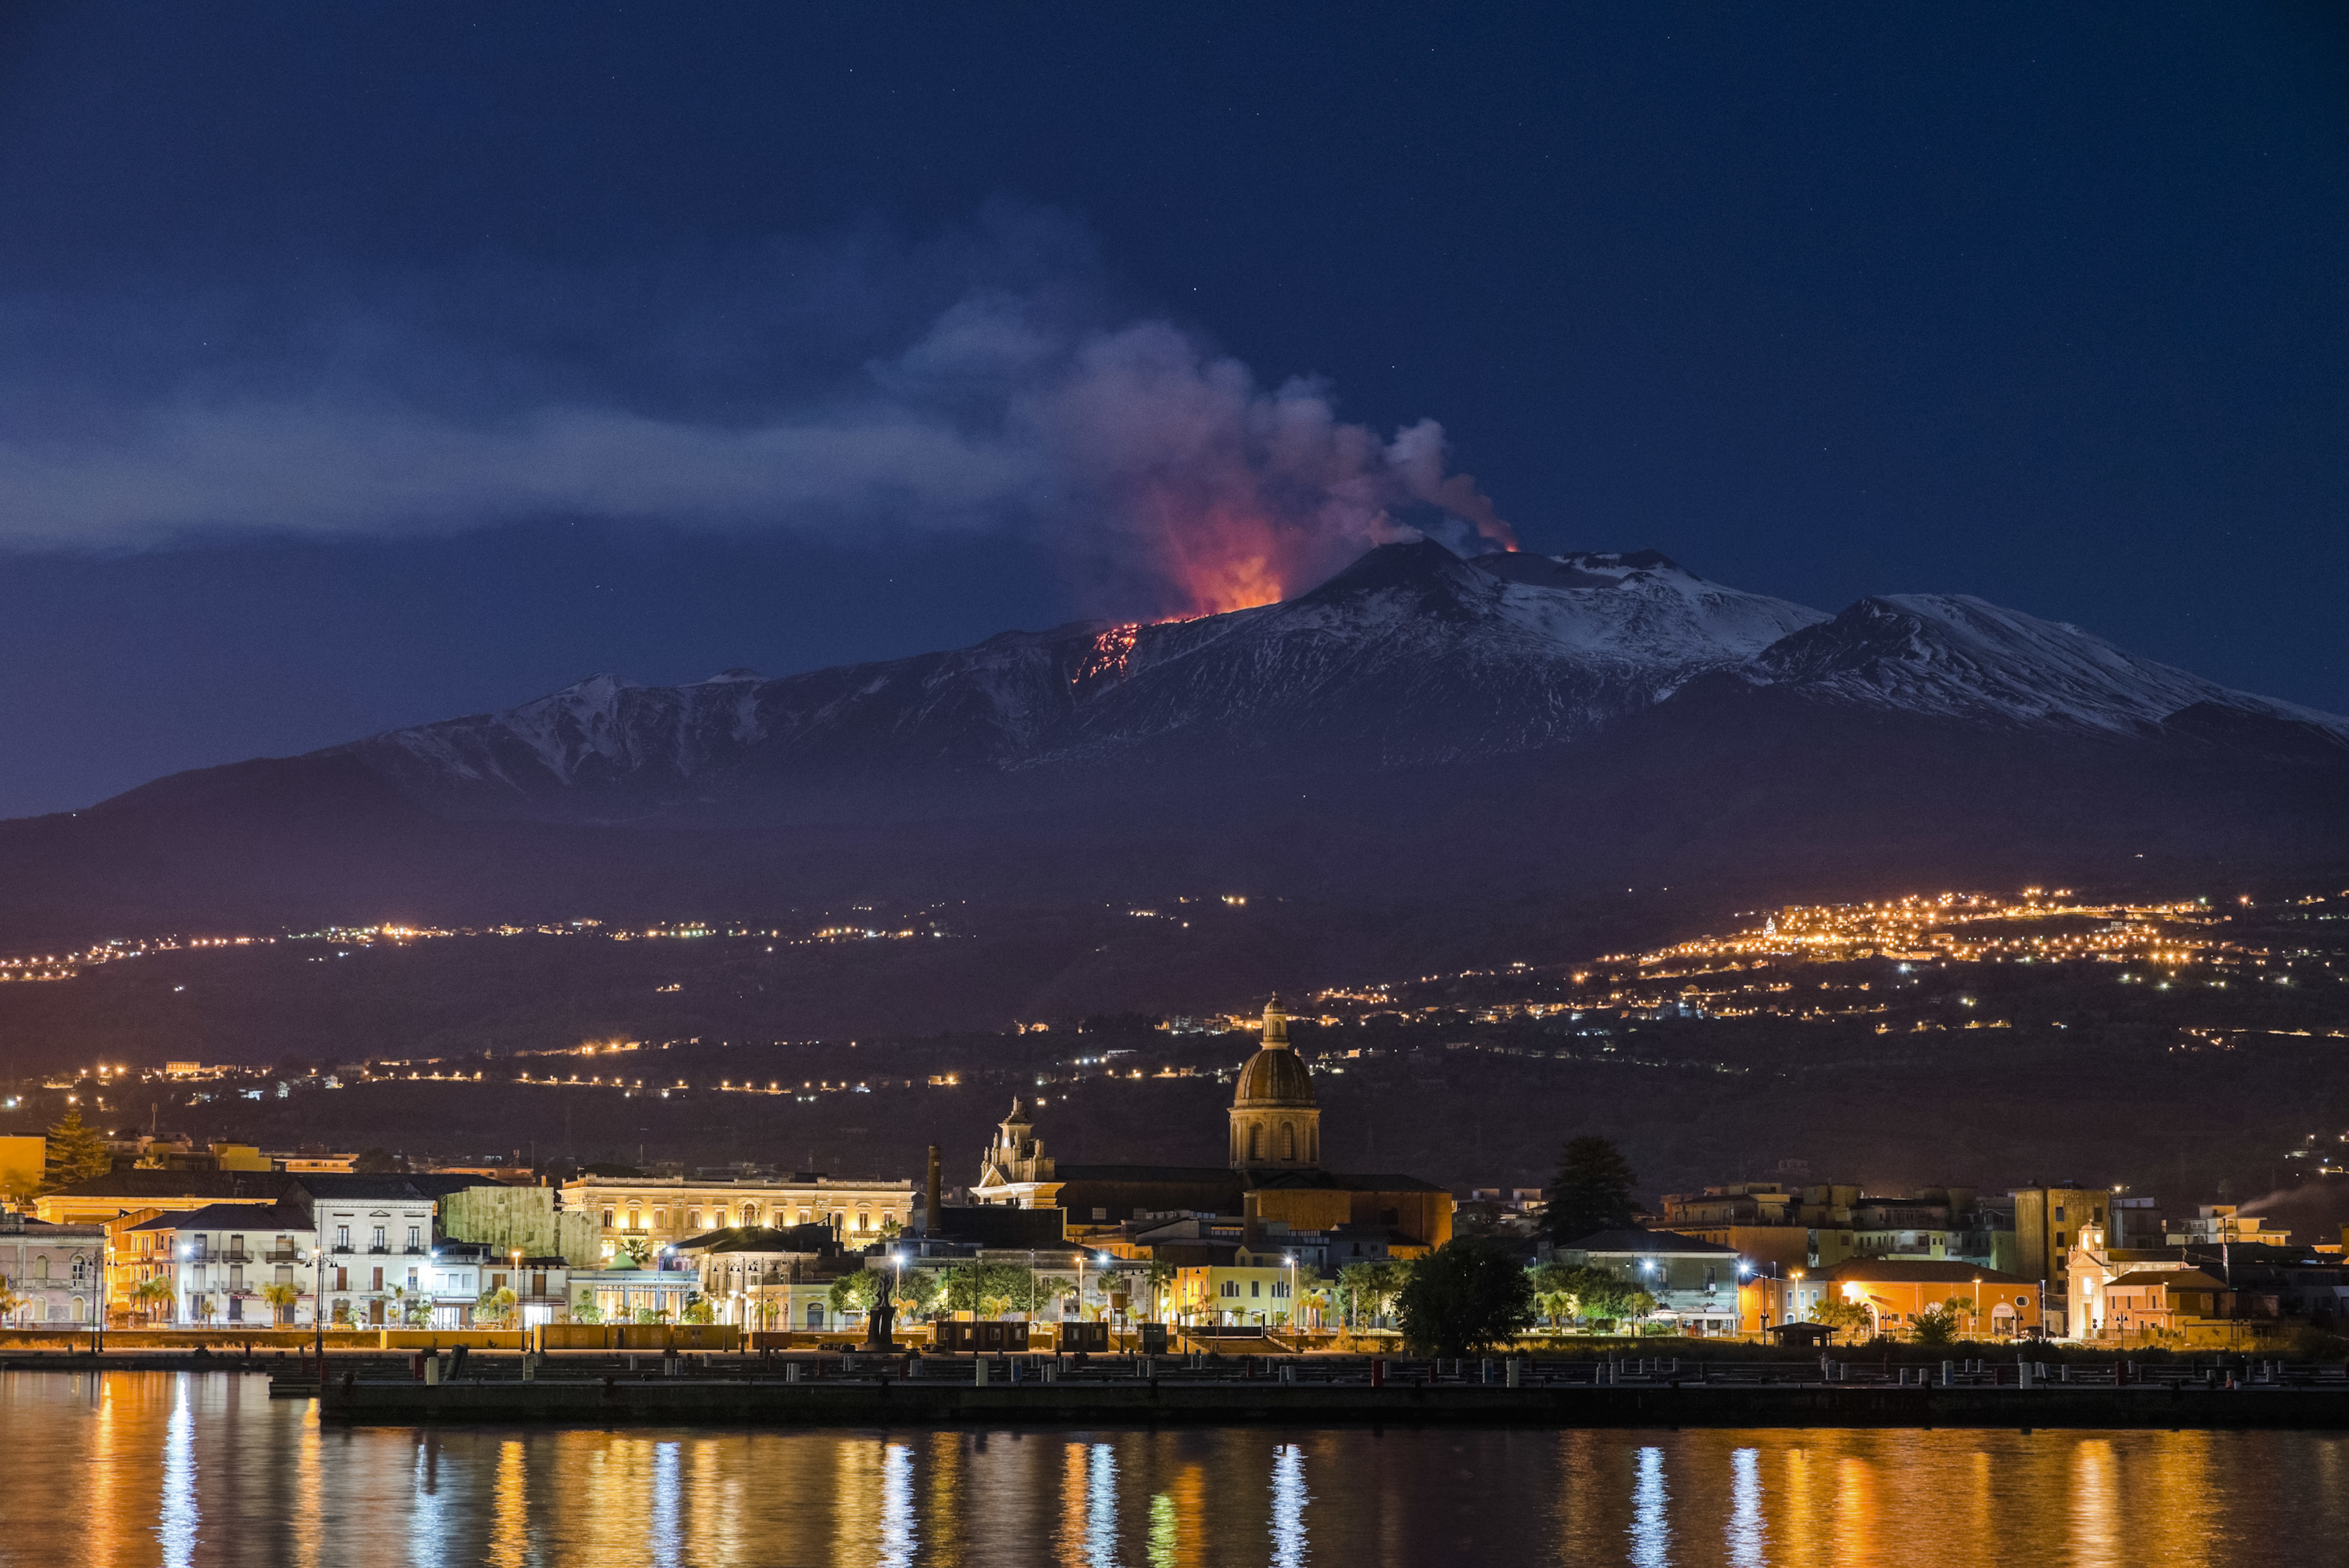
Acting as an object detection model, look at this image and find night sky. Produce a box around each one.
[0,3,2342,816]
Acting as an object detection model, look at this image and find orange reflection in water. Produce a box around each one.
[22,1376,2349,1565]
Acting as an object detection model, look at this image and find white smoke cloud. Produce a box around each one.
[0,211,1511,614]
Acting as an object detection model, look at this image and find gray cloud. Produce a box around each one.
[0,210,1510,614]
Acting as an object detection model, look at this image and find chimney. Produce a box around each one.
[925,1144,943,1237]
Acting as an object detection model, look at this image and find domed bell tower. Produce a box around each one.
[1229,995,1320,1172]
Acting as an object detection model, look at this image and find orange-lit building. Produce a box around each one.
[1797,1258,2046,1339]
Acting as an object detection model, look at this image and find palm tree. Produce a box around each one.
[0,1274,23,1326]
[132,1273,176,1326]
[475,1285,518,1327]
[260,1283,301,1327]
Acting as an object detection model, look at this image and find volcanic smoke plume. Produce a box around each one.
[0,206,1512,619]
[1026,320,1515,616]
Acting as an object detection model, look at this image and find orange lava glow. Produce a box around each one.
[1152,502,1303,616]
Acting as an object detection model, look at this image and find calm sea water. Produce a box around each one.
[6,1371,2346,1566]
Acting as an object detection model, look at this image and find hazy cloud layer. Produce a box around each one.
[0,207,1509,616]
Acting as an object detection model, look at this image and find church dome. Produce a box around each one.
[1232,996,1314,1107]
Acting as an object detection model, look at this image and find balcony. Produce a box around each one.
[265,1248,303,1264]
[403,1245,427,1256]
[212,1249,252,1264]
[367,1245,391,1255]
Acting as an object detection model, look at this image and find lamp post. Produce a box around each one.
[1285,1253,1296,1335]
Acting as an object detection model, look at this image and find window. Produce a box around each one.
[806,1303,825,1329]
[406,1269,419,1290]
[2054,1206,2066,1222]
[370,1226,386,1250]
[1093,1207,1109,1222]
[229,1235,245,1256]
[334,1267,348,1292]
[1250,1280,1261,1298]
[336,1225,350,1249]
[741,1205,758,1226]
[407,1227,421,1250]
[370,1267,382,1291]
[1220,1280,1239,1298]
[1248,1126,1262,1161]
[688,1209,702,1230]
[1280,1125,1295,1161]
[32,1256,47,1280]
[602,1209,615,1227]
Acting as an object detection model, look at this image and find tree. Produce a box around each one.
[681,1295,715,1326]
[132,1273,176,1325]
[612,1235,653,1269]
[1806,1297,1873,1335]
[351,1148,401,1174]
[39,1107,113,1194]
[476,1285,519,1327]
[1135,1259,1178,1323]
[1539,1136,1639,1245]
[260,1282,302,1326]
[571,1297,604,1325]
[827,1269,886,1319]
[1339,1260,1409,1329]
[1394,1241,1536,1356]
[1912,1302,1960,1346]
[0,1275,23,1324]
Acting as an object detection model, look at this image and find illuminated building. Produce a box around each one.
[559,1172,915,1260]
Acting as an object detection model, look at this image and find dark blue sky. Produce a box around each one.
[0,3,2342,816]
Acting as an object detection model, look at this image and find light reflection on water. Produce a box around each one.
[9,1372,2349,1565]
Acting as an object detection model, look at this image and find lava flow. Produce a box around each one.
[1071,622,1140,688]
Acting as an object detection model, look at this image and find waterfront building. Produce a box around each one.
[310,1178,440,1328]
[567,1266,698,1325]
[1555,1228,1744,1336]
[668,1224,846,1330]
[1659,1181,2018,1275]
[0,1210,107,1327]
[559,1172,915,1261]
[118,1202,314,1326]
[33,1169,302,1228]
[1807,1258,2045,1339]
[2100,1268,2239,1345]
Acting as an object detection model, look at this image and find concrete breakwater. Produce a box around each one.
[307,1355,2349,1430]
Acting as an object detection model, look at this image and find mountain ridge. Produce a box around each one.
[0,539,2340,955]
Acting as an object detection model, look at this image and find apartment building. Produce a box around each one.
[560,1174,916,1260]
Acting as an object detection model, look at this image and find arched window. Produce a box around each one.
[1308,1128,1319,1163]
[1279,1125,1295,1162]
[740,1204,759,1227]
[71,1254,88,1284]
[1247,1125,1262,1162]
[33,1256,48,1280]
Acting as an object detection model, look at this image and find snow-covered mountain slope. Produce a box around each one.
[351,541,1830,812]
[339,540,2346,822]
[1748,595,2349,741]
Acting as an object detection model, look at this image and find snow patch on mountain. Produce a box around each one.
[1750,595,2349,738]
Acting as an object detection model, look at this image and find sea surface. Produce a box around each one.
[5,1371,2346,1565]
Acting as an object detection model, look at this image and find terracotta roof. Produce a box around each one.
[1821,1258,2032,1285]
[2108,1268,2227,1290]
